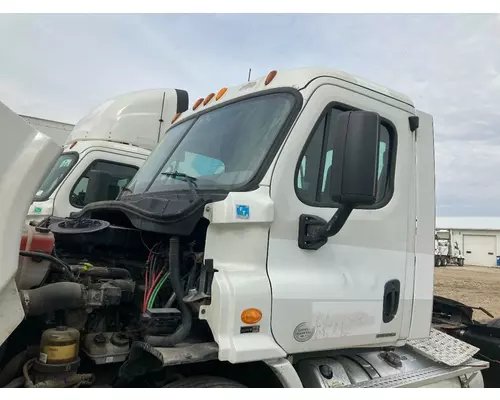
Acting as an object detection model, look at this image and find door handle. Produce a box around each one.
[383,279,400,323]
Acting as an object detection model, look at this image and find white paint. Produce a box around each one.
[25,89,184,222]
[66,89,180,151]
[28,143,147,222]
[264,358,304,388]
[409,110,436,339]
[175,67,414,126]
[200,187,286,364]
[266,81,418,354]
[311,301,380,338]
[444,229,500,267]
[0,100,62,346]
[20,114,74,146]
[463,234,497,267]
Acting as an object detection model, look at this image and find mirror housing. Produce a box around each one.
[298,110,382,250]
[83,169,112,205]
[330,110,381,206]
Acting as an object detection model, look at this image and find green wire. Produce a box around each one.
[148,272,170,308]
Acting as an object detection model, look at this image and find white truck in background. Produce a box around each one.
[20,115,74,145]
[434,229,465,267]
[0,67,491,388]
[26,88,189,225]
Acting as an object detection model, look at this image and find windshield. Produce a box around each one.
[127,92,296,195]
[34,152,79,202]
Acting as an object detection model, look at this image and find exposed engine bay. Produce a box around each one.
[0,199,220,388]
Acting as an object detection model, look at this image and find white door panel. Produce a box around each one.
[53,150,145,217]
[0,101,62,345]
[463,235,496,267]
[267,83,415,354]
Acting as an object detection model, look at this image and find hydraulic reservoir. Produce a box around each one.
[17,224,55,289]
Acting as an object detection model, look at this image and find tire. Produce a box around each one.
[163,376,247,388]
[435,257,441,267]
[441,257,448,267]
[458,259,464,267]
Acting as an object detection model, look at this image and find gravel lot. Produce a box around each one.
[434,265,500,320]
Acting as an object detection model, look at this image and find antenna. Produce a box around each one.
[247,68,252,82]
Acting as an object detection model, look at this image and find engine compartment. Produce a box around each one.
[1,210,217,388]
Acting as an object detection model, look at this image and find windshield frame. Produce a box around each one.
[139,87,303,196]
[33,151,79,202]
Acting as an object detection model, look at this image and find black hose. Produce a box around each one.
[19,282,85,316]
[145,236,192,347]
[0,347,38,387]
[70,266,131,279]
[19,251,76,282]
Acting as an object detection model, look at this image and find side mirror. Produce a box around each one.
[298,110,381,250]
[83,169,112,205]
[330,111,381,206]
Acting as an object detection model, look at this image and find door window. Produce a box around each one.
[70,160,138,207]
[296,106,394,208]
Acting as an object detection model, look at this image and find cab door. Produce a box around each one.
[0,101,62,345]
[52,149,144,217]
[267,83,416,354]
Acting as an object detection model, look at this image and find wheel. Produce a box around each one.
[435,257,441,267]
[441,257,448,267]
[163,376,247,388]
[458,258,464,267]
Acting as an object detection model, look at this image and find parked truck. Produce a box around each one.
[0,67,491,388]
[434,230,465,267]
[26,88,189,225]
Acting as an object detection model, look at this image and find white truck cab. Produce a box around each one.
[0,67,489,389]
[26,88,189,224]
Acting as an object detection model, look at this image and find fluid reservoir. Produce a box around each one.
[17,224,55,289]
[39,326,80,365]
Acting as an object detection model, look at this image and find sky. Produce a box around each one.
[0,13,499,217]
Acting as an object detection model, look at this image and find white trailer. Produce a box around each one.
[0,67,489,388]
[19,114,74,146]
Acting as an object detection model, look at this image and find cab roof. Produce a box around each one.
[174,67,414,124]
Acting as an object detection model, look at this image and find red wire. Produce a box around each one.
[144,270,164,311]
[142,269,149,313]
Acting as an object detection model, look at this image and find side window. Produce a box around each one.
[70,160,138,208]
[296,106,394,207]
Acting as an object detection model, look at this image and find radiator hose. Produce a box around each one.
[145,236,192,347]
[19,282,85,316]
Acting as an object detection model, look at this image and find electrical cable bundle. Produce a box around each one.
[142,243,170,312]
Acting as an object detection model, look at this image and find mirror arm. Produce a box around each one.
[298,205,353,250]
[319,205,353,238]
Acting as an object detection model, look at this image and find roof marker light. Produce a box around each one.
[193,98,204,111]
[171,113,182,124]
[265,70,277,85]
[203,93,215,106]
[215,87,227,101]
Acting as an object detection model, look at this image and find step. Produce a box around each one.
[345,358,488,388]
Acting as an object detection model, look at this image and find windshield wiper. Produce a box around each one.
[161,171,200,202]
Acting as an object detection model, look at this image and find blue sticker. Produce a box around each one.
[236,204,250,219]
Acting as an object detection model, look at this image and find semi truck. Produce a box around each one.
[435,230,465,267]
[26,88,189,225]
[0,67,491,388]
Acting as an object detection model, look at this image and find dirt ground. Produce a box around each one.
[434,265,500,320]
